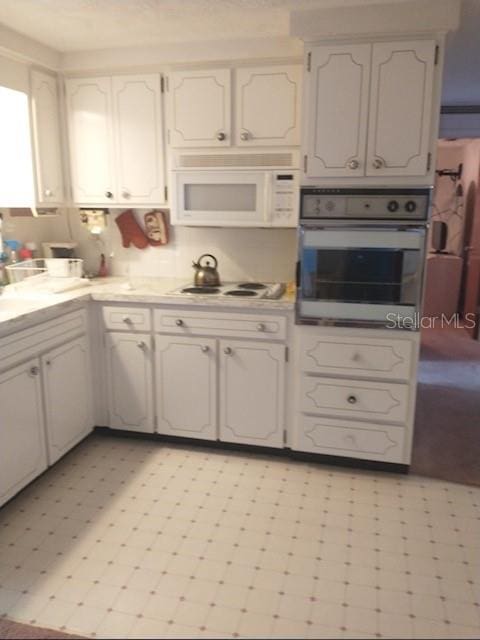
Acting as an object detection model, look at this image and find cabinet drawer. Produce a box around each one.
[300,333,412,381]
[294,414,406,464]
[0,309,87,371]
[300,375,409,425]
[154,309,286,340]
[102,305,151,331]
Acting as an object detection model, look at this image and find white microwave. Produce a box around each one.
[171,170,299,227]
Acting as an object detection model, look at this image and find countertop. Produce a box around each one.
[0,276,295,334]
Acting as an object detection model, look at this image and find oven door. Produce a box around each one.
[172,171,268,227]
[297,226,426,327]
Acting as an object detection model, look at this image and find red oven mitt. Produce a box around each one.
[144,210,169,246]
[115,209,149,249]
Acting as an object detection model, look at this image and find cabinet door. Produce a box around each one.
[155,336,217,440]
[305,44,370,177]
[112,74,166,205]
[235,65,301,146]
[168,69,231,147]
[30,70,64,205]
[366,40,436,177]
[219,340,285,447]
[65,77,116,204]
[105,332,154,433]
[42,336,93,465]
[0,359,47,507]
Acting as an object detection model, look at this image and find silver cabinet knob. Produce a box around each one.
[216,131,226,141]
[45,360,51,366]
[44,188,53,197]
[105,191,113,199]
[201,345,209,353]
[175,319,184,326]
[137,341,147,350]
[240,131,250,141]
[352,352,361,362]
[29,366,39,376]
[372,157,384,169]
[256,323,266,332]
[347,159,359,170]
[121,190,130,199]
[122,316,132,324]
[224,347,232,355]
[347,395,357,405]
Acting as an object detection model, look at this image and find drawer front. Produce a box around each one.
[0,309,87,371]
[102,305,151,332]
[300,333,412,381]
[300,375,409,425]
[294,414,406,464]
[154,309,286,340]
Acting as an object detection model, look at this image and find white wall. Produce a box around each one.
[64,207,298,283]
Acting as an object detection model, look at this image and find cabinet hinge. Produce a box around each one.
[427,152,432,172]
[164,185,168,202]
[160,76,165,93]
[285,346,289,362]
[303,154,308,174]
[306,51,312,72]
[434,45,439,66]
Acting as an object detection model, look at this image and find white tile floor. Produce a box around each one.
[0,434,479,639]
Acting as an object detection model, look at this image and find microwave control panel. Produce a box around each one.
[271,171,299,226]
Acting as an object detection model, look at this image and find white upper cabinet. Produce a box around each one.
[66,77,116,204]
[168,68,231,147]
[366,40,436,177]
[112,74,165,204]
[30,69,65,205]
[305,44,370,177]
[304,39,438,180]
[66,74,166,206]
[235,65,302,146]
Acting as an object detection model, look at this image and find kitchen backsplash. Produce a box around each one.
[58,208,298,283]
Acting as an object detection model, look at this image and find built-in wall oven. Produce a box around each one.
[296,188,431,328]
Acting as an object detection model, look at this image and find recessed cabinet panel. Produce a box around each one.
[30,70,64,204]
[219,340,285,447]
[66,77,116,204]
[169,69,231,147]
[155,336,217,440]
[295,415,405,464]
[236,65,301,146]
[300,376,409,425]
[0,359,48,508]
[42,336,93,464]
[366,40,436,176]
[105,332,154,433]
[112,74,165,204]
[306,44,370,177]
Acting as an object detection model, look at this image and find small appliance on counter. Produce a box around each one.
[42,242,78,259]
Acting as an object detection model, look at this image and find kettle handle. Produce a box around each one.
[197,253,218,269]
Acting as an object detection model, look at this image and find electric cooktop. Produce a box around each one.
[168,282,286,300]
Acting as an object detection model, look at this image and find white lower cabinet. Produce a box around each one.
[105,332,154,433]
[42,336,93,464]
[0,359,48,507]
[219,339,285,447]
[155,336,217,440]
[293,326,419,465]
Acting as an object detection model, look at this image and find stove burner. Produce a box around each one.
[238,283,267,290]
[181,286,220,295]
[224,289,257,297]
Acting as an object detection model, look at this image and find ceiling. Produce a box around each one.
[0,0,413,52]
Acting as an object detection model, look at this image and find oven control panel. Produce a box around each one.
[300,188,431,222]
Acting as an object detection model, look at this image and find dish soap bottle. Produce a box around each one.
[98,253,108,278]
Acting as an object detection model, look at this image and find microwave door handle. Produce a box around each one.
[296,260,301,288]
